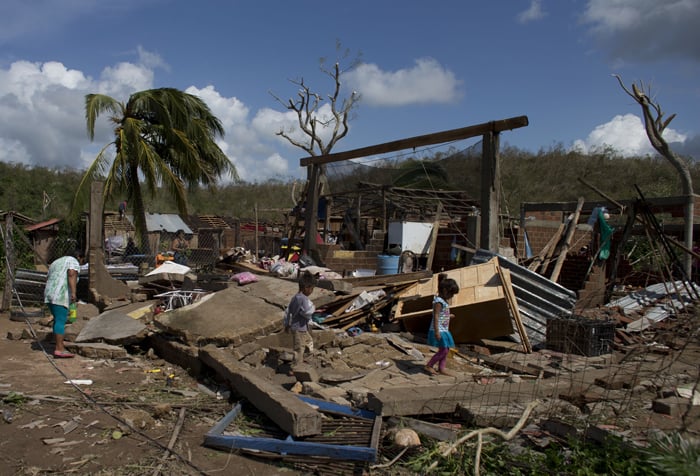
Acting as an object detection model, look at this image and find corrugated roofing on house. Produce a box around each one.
[186,214,239,231]
[144,213,192,234]
[471,249,577,347]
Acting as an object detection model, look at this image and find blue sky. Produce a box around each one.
[1,0,699,183]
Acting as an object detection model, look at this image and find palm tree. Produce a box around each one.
[78,88,237,254]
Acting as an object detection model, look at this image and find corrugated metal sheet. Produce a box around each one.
[609,281,700,332]
[144,213,192,234]
[471,249,577,347]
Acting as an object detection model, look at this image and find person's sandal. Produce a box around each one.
[424,365,438,375]
[53,351,75,358]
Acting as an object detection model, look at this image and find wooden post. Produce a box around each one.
[356,194,362,247]
[88,181,129,304]
[382,188,387,234]
[528,223,564,272]
[254,203,259,260]
[425,203,442,272]
[480,132,500,252]
[303,164,320,254]
[2,213,15,310]
[327,198,333,243]
[604,202,637,301]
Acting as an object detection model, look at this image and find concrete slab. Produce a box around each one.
[652,396,693,416]
[199,345,323,437]
[367,380,545,416]
[65,342,128,359]
[153,274,337,346]
[76,305,148,345]
[147,334,203,377]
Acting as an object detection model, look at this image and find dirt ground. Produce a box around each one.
[2,303,700,475]
[0,312,298,476]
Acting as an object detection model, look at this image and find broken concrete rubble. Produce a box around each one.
[199,345,323,437]
[76,304,148,345]
[9,252,699,473]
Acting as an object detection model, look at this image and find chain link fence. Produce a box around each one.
[1,214,84,318]
[0,213,249,316]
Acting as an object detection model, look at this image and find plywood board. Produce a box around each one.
[395,258,513,343]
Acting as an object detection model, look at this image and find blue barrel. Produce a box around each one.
[376,254,400,275]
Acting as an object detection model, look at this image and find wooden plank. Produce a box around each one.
[527,223,563,271]
[550,197,585,282]
[205,431,376,462]
[475,354,542,378]
[341,270,431,286]
[203,395,379,462]
[538,223,565,274]
[394,309,432,320]
[424,203,442,272]
[301,116,529,166]
[297,395,377,420]
[497,266,531,353]
[370,416,383,453]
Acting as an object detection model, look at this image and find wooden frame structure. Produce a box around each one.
[204,396,381,462]
[299,116,529,262]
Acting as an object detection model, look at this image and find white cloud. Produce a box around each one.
[518,0,547,24]
[0,137,30,164]
[572,113,687,156]
[186,85,295,182]
[0,51,464,184]
[0,61,89,106]
[345,58,463,106]
[582,0,700,62]
[186,85,249,131]
[253,104,342,152]
[137,45,170,72]
[97,62,154,97]
[0,60,93,169]
[0,51,298,182]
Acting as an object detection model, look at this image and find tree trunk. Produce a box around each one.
[130,163,150,256]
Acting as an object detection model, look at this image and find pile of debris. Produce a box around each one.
[8,249,700,474]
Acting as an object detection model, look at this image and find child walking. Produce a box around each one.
[284,272,316,372]
[425,273,460,376]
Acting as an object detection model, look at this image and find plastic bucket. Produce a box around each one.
[376,254,400,275]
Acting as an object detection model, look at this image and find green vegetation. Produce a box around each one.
[79,88,238,252]
[1,144,698,225]
[400,431,699,475]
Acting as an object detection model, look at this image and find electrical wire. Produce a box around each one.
[21,316,207,475]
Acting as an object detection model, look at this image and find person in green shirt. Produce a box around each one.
[44,249,84,358]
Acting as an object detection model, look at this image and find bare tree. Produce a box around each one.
[270,45,361,256]
[614,75,694,276]
[271,46,361,159]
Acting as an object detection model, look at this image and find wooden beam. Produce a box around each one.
[480,131,500,252]
[425,203,442,272]
[300,116,529,166]
[2,213,15,311]
[549,197,585,283]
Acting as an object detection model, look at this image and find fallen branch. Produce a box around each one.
[427,400,539,475]
[369,446,409,470]
[152,407,187,476]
